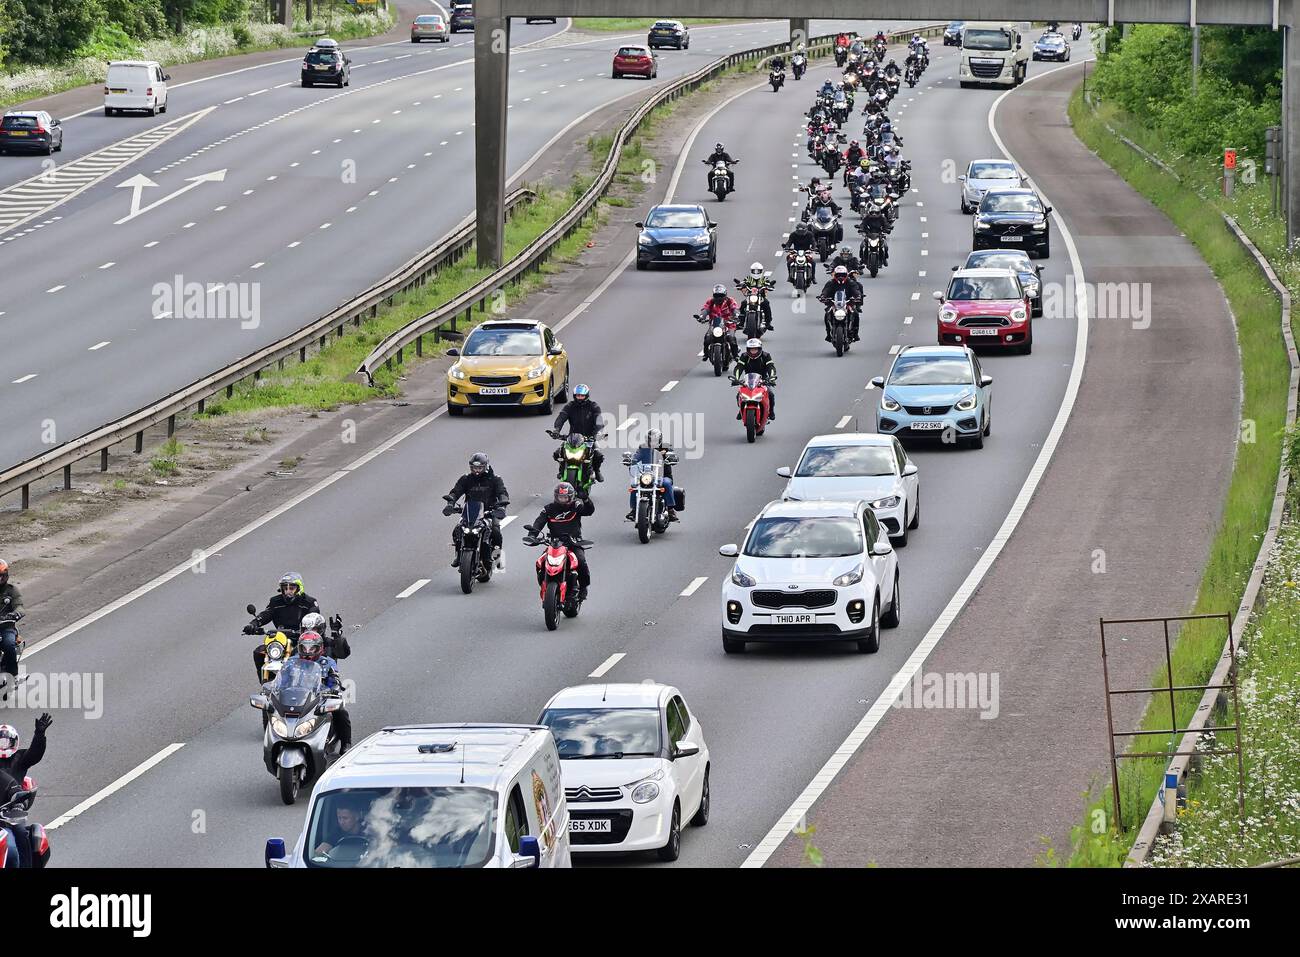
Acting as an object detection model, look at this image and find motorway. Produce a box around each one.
[3,31,1136,868]
[0,12,891,470]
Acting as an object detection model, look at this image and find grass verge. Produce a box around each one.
[1064,86,1292,866]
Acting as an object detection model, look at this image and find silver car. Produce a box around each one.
[959,158,1022,214]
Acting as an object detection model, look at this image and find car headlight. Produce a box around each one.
[639,472,654,487]
[632,782,661,804]
[1011,307,1027,321]
[693,235,712,246]
[870,495,901,509]
[527,365,546,379]
[833,564,864,587]
[293,715,319,739]
[955,393,978,412]
[731,565,756,588]
[638,234,653,245]
[449,365,467,380]
[940,308,958,324]
[1032,221,1047,231]
[271,716,288,737]
[880,394,901,412]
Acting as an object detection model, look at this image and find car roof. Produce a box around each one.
[648,203,705,213]
[545,683,673,710]
[619,44,651,50]
[107,60,159,68]
[476,319,545,331]
[318,724,548,789]
[312,37,339,46]
[951,267,1020,278]
[968,158,1017,168]
[2,111,41,118]
[983,187,1038,198]
[760,498,863,519]
[653,20,683,26]
[802,432,895,449]
[894,344,973,361]
[967,248,1032,262]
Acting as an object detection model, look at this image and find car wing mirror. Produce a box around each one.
[932,290,944,301]
[902,461,919,476]
[980,374,994,387]
[871,541,893,556]
[958,174,966,181]
[516,836,542,868]
[719,544,739,557]
[776,466,792,478]
[673,741,700,760]
[265,838,288,868]
[1044,205,1053,214]
[446,347,460,356]
[634,222,644,228]
[870,376,885,388]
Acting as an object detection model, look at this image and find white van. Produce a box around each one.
[958,22,1032,87]
[265,724,571,869]
[104,60,170,116]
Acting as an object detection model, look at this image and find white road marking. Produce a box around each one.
[288,241,300,248]
[588,653,625,678]
[251,262,264,269]
[661,381,678,392]
[888,344,901,354]
[98,261,115,269]
[247,88,269,97]
[910,292,920,300]
[500,515,517,528]
[904,316,913,324]
[46,744,185,831]
[88,341,110,351]
[396,579,431,599]
[224,96,244,104]
[12,374,37,384]
[835,415,853,429]
[680,576,709,597]
[46,285,64,293]
[183,222,195,228]
[320,222,332,230]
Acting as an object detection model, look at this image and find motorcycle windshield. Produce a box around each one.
[461,500,485,525]
[742,373,764,389]
[814,208,834,225]
[270,658,323,712]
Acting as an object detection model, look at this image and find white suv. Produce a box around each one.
[719,499,900,654]
[538,683,709,862]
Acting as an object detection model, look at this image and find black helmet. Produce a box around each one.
[712,283,727,302]
[554,482,576,506]
[469,452,489,474]
[714,142,724,153]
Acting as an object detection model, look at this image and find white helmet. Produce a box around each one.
[0,724,17,760]
[301,612,327,634]
[749,262,764,278]
[746,337,763,352]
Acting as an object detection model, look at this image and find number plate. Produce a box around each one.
[1001,235,1024,242]
[662,249,686,256]
[7,131,28,137]
[967,327,999,336]
[477,386,509,396]
[911,421,945,431]
[772,613,815,625]
[569,819,612,833]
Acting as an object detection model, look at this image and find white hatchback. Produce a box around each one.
[959,158,1021,213]
[720,499,900,654]
[778,433,920,546]
[538,683,709,862]
[104,60,169,116]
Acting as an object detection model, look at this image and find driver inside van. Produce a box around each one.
[314,795,368,856]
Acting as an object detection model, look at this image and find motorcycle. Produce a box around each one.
[623,449,680,544]
[523,533,593,631]
[443,497,504,594]
[696,311,738,376]
[872,39,887,60]
[831,99,849,126]
[905,64,918,87]
[0,611,23,702]
[787,249,815,291]
[731,373,772,443]
[819,290,861,357]
[769,67,784,92]
[820,145,842,178]
[548,428,602,497]
[834,43,848,68]
[705,159,735,201]
[791,52,806,79]
[0,776,50,869]
[810,205,841,259]
[245,606,298,686]
[1072,22,1083,40]
[736,289,768,340]
[250,656,345,805]
[859,228,887,278]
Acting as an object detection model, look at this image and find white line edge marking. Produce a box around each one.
[741,58,1094,869]
[680,576,708,597]
[396,579,431,599]
[46,744,184,830]
[588,653,625,679]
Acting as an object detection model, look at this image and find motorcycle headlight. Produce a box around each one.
[266,642,285,661]
[564,447,585,461]
[870,495,901,509]
[632,782,661,804]
[293,715,319,739]
[940,308,958,324]
[833,564,864,587]
[271,717,289,737]
[449,365,467,380]
[711,326,724,338]
[881,394,901,412]
[1011,307,1027,321]
[527,365,546,379]
[955,393,978,412]
[867,238,880,247]
[638,472,655,487]
[731,565,756,588]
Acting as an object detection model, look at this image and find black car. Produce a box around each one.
[450,4,475,32]
[636,204,717,270]
[525,16,557,24]
[301,44,349,87]
[972,189,1052,258]
[648,20,689,50]
[1032,32,1071,61]
[943,21,964,45]
[960,249,1045,316]
[0,111,62,155]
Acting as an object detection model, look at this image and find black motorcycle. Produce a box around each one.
[769,67,784,92]
[810,205,841,259]
[820,289,861,357]
[443,497,503,594]
[859,226,888,278]
[696,311,738,377]
[792,53,806,79]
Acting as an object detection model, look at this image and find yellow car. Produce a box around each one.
[446,319,570,416]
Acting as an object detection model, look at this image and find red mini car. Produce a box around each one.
[934,268,1033,354]
[613,45,659,79]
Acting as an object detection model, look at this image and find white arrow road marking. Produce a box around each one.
[115,169,227,225]
[115,173,158,218]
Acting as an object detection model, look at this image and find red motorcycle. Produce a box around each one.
[731,372,772,443]
[525,533,593,631]
[0,775,50,869]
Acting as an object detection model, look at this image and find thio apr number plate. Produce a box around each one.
[570,819,612,833]
[773,613,815,624]
[477,387,510,396]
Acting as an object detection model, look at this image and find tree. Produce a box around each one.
[102,0,168,39]
[3,0,103,66]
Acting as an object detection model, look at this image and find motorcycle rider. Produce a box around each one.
[858,195,893,265]
[444,452,509,571]
[819,265,865,342]
[296,632,351,754]
[245,572,321,680]
[844,138,865,171]
[300,611,349,661]
[0,559,22,682]
[524,482,594,603]
[732,338,777,420]
[830,245,863,275]
[737,262,776,330]
[0,713,50,869]
[625,428,678,523]
[698,283,739,361]
[703,142,738,192]
[769,53,785,72]
[818,77,836,99]
[782,220,818,283]
[552,384,605,482]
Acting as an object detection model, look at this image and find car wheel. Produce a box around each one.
[636,259,647,271]
[104,107,113,117]
[656,803,682,861]
[302,80,312,87]
[856,598,880,653]
[690,768,710,826]
[613,71,621,79]
[148,102,157,116]
[1020,334,1033,356]
[722,634,745,654]
[960,201,971,214]
[538,378,555,415]
[556,369,569,403]
[909,491,920,529]
[1032,298,1043,318]
[881,572,901,628]
[969,426,985,449]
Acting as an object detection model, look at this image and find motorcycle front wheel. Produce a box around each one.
[711,345,724,376]
[745,410,757,444]
[543,581,560,631]
[459,550,477,593]
[278,765,300,805]
[637,499,652,544]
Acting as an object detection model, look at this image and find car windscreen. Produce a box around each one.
[415,15,442,23]
[889,356,974,386]
[981,193,1042,213]
[796,445,895,478]
[306,787,497,868]
[744,516,863,558]
[617,46,648,57]
[306,50,340,64]
[539,707,661,758]
[463,328,542,356]
[947,275,1022,300]
[1,116,39,129]
[968,252,1032,272]
[969,163,1018,180]
[645,209,705,228]
[964,29,1012,50]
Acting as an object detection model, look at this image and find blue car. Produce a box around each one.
[960,248,1044,316]
[871,345,994,449]
[636,204,717,270]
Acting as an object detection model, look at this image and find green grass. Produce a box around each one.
[150,437,185,476]
[1065,86,1292,866]
[574,18,768,32]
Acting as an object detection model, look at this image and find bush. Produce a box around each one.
[232,23,252,48]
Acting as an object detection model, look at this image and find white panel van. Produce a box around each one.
[104,60,170,116]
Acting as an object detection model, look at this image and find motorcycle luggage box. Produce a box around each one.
[673,487,685,511]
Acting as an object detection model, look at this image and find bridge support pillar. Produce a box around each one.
[1287,24,1300,246]
[475,1,510,268]
[790,17,809,50]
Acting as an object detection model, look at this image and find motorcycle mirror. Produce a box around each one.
[246,603,257,615]
[250,694,267,710]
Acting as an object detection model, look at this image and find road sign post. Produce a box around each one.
[1224,148,1236,198]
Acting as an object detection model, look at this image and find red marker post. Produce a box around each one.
[1224,148,1237,198]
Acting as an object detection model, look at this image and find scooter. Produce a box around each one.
[250,656,345,805]
[523,533,594,631]
[731,373,772,443]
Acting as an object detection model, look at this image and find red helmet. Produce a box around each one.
[298,632,325,661]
